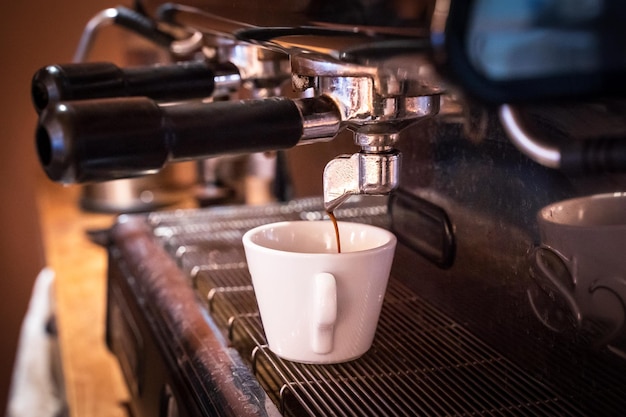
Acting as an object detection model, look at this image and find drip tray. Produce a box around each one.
[147,198,584,417]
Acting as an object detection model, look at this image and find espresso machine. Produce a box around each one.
[33,1,626,416]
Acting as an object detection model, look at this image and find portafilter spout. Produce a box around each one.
[323,132,401,212]
[288,51,442,212]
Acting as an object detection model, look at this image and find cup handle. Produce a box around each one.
[589,279,626,347]
[531,246,582,325]
[311,272,337,354]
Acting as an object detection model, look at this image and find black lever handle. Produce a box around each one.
[112,6,176,48]
[31,60,240,113]
[560,138,626,174]
[36,96,305,183]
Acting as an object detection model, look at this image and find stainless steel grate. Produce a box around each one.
[229,288,584,417]
[149,198,586,416]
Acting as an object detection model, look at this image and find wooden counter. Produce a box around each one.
[37,181,196,417]
[38,182,127,417]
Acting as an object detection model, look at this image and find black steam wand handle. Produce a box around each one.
[112,6,176,49]
[36,96,312,184]
[500,104,626,174]
[560,138,626,174]
[31,60,240,113]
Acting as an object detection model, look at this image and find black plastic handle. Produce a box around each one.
[560,138,626,174]
[36,96,304,183]
[113,6,176,48]
[31,60,239,113]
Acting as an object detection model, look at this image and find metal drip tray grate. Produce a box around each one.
[226,285,582,417]
[149,198,584,417]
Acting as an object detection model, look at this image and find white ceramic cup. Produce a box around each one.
[242,220,397,364]
[534,193,626,347]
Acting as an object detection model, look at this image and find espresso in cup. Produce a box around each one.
[327,210,341,253]
[242,220,397,364]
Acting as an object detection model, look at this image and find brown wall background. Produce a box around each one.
[0,1,125,413]
[0,1,360,413]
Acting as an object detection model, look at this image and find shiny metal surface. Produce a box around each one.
[73,8,119,63]
[323,151,401,212]
[210,42,290,88]
[74,6,204,63]
[289,52,441,211]
[499,104,561,169]
[294,96,342,142]
[165,3,444,211]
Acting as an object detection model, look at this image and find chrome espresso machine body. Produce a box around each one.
[33,1,626,416]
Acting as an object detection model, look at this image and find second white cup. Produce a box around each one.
[242,220,397,364]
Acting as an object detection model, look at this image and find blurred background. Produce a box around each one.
[0,1,130,416]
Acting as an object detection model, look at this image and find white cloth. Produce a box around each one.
[6,268,64,417]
